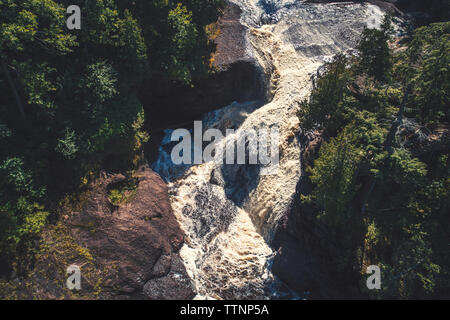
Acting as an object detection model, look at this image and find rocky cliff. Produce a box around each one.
[144,2,265,133]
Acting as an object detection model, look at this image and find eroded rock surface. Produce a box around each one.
[66,167,195,299]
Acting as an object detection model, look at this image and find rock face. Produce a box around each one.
[212,3,250,68]
[67,167,195,299]
[271,131,341,299]
[144,2,264,132]
[307,0,449,23]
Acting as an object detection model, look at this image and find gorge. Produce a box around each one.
[1,0,448,302]
[151,0,394,299]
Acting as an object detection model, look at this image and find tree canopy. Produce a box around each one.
[0,0,224,275]
[299,19,449,299]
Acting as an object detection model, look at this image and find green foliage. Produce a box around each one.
[300,21,450,298]
[0,157,44,200]
[357,15,393,81]
[404,23,450,125]
[308,128,363,224]
[0,0,223,276]
[166,3,199,83]
[113,0,224,86]
[55,128,78,159]
[0,157,48,273]
[0,0,77,57]
[107,178,138,207]
[298,53,353,134]
[382,148,427,186]
[0,222,109,299]
[15,61,58,110]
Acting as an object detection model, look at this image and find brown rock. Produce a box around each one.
[144,1,264,133]
[212,2,249,69]
[67,167,195,299]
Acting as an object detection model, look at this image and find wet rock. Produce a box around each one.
[210,168,225,187]
[182,185,238,243]
[143,254,196,300]
[212,3,250,69]
[272,232,319,294]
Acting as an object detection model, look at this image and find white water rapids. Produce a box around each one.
[152,0,385,299]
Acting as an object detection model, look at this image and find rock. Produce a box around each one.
[269,129,338,298]
[144,1,265,132]
[209,168,225,187]
[143,254,196,300]
[65,167,195,299]
[211,3,249,69]
[272,232,319,295]
[302,131,324,168]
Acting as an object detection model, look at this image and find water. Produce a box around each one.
[152,0,386,299]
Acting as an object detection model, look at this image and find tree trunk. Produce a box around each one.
[1,61,25,119]
[384,84,412,153]
[360,84,413,215]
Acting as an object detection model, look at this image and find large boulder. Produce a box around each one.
[1,167,196,300]
[65,167,195,299]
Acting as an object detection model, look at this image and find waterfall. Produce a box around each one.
[152,0,386,299]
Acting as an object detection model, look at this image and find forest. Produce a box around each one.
[0,0,224,276]
[0,0,448,300]
[299,17,449,298]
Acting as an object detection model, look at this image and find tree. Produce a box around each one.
[300,20,449,299]
[357,15,393,82]
[298,53,353,135]
[406,22,450,125]
[308,126,363,225]
[0,0,223,275]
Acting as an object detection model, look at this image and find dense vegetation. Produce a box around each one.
[0,0,224,276]
[0,0,448,301]
[299,18,449,298]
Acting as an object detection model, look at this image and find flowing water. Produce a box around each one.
[152,0,386,299]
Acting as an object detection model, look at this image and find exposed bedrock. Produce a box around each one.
[144,2,265,133]
[271,131,346,299]
[66,167,195,299]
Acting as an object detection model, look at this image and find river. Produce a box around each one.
[152,0,385,300]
